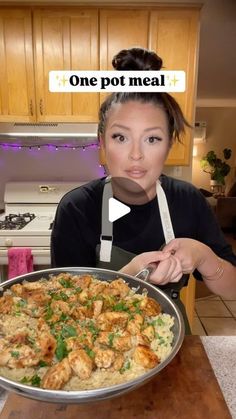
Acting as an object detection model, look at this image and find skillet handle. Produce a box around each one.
[135,263,157,282]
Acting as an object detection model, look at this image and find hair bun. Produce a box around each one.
[112,47,162,71]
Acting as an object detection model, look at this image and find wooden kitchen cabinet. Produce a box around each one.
[149,8,200,165]
[33,8,99,122]
[0,8,35,122]
[99,7,200,166]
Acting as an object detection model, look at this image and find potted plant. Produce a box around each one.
[200,148,232,188]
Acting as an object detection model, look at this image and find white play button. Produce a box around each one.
[109,198,131,222]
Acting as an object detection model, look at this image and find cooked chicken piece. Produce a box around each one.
[9,332,28,345]
[0,345,39,368]
[136,334,150,347]
[27,291,51,306]
[94,348,115,369]
[139,297,161,317]
[78,289,89,304]
[127,314,144,335]
[37,318,51,333]
[71,305,93,320]
[75,326,93,348]
[42,358,72,390]
[73,275,92,289]
[142,325,155,342]
[37,332,57,362]
[109,279,130,298]
[51,300,70,314]
[11,283,23,296]
[97,312,129,331]
[93,300,103,318]
[113,334,133,352]
[109,354,124,372]
[133,345,160,369]
[68,349,93,379]
[0,338,9,352]
[89,282,106,297]
[22,304,45,318]
[66,337,83,352]
[22,281,45,292]
[0,295,13,314]
[97,331,132,352]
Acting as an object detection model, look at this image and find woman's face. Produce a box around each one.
[101,100,172,203]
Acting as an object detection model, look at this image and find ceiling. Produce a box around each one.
[3,0,236,101]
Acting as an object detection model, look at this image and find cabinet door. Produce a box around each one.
[99,9,149,163]
[149,8,200,165]
[100,9,149,102]
[34,8,99,122]
[0,8,35,122]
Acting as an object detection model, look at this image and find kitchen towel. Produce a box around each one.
[8,247,34,280]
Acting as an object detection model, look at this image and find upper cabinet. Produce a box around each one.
[0,6,200,165]
[34,8,99,122]
[149,9,199,165]
[0,9,35,122]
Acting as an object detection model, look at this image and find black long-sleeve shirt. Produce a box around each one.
[51,175,236,276]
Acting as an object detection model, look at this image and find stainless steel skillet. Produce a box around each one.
[0,267,185,403]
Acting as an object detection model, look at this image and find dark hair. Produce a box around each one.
[98,47,191,143]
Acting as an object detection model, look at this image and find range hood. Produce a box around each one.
[0,122,98,141]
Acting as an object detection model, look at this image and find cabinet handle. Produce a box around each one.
[29,100,33,116]
[39,99,43,115]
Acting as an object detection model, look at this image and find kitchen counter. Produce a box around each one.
[201,336,236,419]
[0,336,235,418]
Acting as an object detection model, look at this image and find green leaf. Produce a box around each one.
[84,346,95,359]
[108,333,114,347]
[55,336,68,361]
[11,351,20,358]
[38,360,48,368]
[113,301,130,312]
[16,299,27,308]
[119,360,131,374]
[45,304,53,321]
[59,278,73,288]
[31,375,41,387]
[61,325,77,338]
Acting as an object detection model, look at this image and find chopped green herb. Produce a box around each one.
[60,313,70,322]
[119,360,131,374]
[31,375,41,387]
[20,376,30,384]
[11,351,20,358]
[84,346,95,359]
[108,333,114,347]
[55,335,68,361]
[75,287,82,293]
[38,360,48,368]
[45,304,53,320]
[59,278,73,288]
[88,321,100,340]
[16,299,27,308]
[61,325,77,338]
[113,301,130,312]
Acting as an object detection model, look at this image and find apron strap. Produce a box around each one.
[100,176,113,262]
[99,177,175,262]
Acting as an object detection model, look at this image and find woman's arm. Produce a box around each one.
[119,238,236,300]
[163,238,236,300]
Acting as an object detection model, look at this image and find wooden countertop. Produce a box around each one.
[0,336,231,419]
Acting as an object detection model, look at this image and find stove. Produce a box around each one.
[0,181,87,274]
[0,213,36,230]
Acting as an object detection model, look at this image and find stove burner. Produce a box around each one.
[0,213,36,230]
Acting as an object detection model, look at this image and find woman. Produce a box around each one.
[51,47,236,332]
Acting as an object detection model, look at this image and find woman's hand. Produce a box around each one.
[120,238,210,285]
